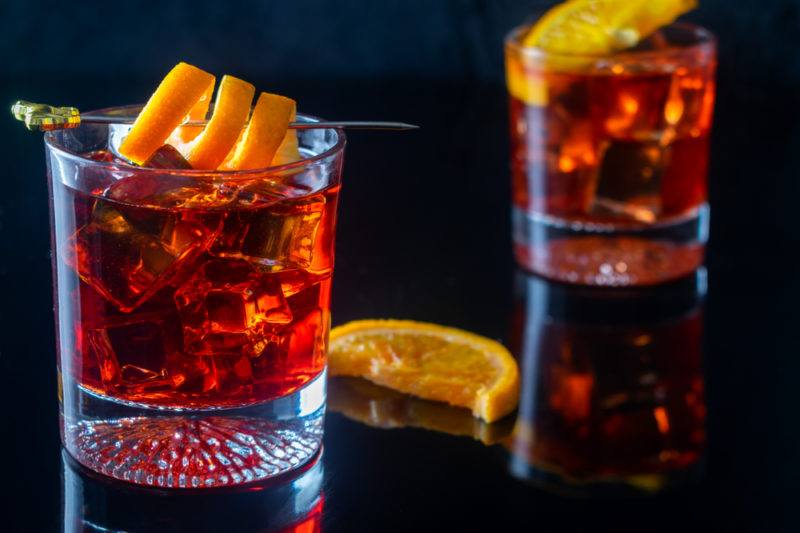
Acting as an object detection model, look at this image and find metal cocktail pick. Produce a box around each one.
[10,100,419,132]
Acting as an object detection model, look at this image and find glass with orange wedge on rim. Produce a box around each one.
[47,62,343,487]
[506,0,716,286]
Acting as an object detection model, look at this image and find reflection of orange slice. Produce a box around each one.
[184,75,255,170]
[329,320,520,422]
[329,377,514,444]
[221,92,295,170]
[119,62,215,165]
[273,109,302,165]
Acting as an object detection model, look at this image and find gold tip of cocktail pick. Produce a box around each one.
[10,100,81,131]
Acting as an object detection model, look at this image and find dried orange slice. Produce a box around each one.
[221,92,295,170]
[272,109,302,165]
[183,75,255,169]
[329,320,520,422]
[118,62,215,165]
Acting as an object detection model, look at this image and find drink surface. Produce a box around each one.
[52,150,339,409]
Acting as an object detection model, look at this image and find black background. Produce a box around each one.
[1,1,799,531]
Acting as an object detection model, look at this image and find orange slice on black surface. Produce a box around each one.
[329,320,520,423]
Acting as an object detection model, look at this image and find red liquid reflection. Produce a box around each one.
[507,272,706,493]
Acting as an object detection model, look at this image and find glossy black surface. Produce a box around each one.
[2,1,800,531]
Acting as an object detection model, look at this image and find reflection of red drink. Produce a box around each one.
[507,272,706,492]
[281,496,324,533]
[506,24,716,286]
[55,162,338,408]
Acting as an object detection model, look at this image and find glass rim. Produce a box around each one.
[44,106,347,180]
[505,21,716,62]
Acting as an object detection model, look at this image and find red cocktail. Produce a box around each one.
[58,155,337,408]
[48,110,344,488]
[506,23,716,285]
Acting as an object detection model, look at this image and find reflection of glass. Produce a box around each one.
[328,377,514,445]
[61,448,324,532]
[46,114,343,487]
[507,270,706,494]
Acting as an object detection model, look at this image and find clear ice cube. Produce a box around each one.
[521,79,603,215]
[174,259,293,357]
[211,195,326,270]
[85,310,184,394]
[106,172,238,210]
[592,64,674,141]
[284,278,329,366]
[143,144,193,169]
[83,307,242,397]
[65,201,215,311]
[591,140,669,222]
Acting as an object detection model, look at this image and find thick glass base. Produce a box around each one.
[512,204,709,286]
[61,369,326,489]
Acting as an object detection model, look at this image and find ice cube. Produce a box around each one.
[283,277,330,369]
[64,201,215,311]
[66,150,136,196]
[516,79,602,215]
[190,354,255,396]
[591,140,668,222]
[592,67,673,140]
[174,259,293,357]
[211,195,326,271]
[143,144,193,169]
[85,310,183,395]
[276,269,330,298]
[85,149,127,164]
[106,172,238,210]
[247,308,326,390]
[285,308,326,371]
[667,68,715,138]
[83,307,235,399]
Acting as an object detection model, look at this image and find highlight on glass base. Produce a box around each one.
[506,17,717,286]
[46,64,345,488]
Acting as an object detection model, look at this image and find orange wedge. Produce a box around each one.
[184,75,255,170]
[523,0,697,55]
[118,62,215,165]
[273,109,302,165]
[221,92,295,170]
[329,320,520,423]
